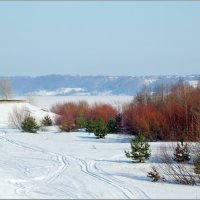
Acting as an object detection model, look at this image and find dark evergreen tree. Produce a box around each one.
[75,114,87,128]
[125,133,151,162]
[21,116,40,133]
[41,115,53,126]
[173,141,191,163]
[86,119,97,133]
[107,119,117,133]
[94,119,108,139]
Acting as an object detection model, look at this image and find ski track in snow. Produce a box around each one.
[92,160,150,199]
[0,130,149,199]
[68,156,149,199]
[0,130,70,198]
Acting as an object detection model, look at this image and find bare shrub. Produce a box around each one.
[0,79,13,100]
[158,144,197,185]
[147,166,161,182]
[9,106,31,129]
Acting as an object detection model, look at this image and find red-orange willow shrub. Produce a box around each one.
[122,80,200,141]
[51,101,90,131]
[123,104,166,140]
[89,103,117,123]
[51,101,117,132]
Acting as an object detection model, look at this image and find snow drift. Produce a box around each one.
[0,101,56,126]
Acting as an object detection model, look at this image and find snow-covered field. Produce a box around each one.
[0,101,200,199]
[0,102,56,126]
[25,95,133,111]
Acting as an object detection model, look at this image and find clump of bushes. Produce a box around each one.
[122,80,200,141]
[52,101,118,135]
[21,116,40,133]
[125,133,151,163]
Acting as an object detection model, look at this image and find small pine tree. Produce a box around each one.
[107,119,117,133]
[94,119,108,139]
[41,115,53,126]
[76,114,87,129]
[86,119,97,133]
[147,166,161,182]
[125,133,151,163]
[194,154,200,175]
[173,141,191,163]
[21,116,40,133]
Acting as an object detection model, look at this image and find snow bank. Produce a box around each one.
[0,102,56,126]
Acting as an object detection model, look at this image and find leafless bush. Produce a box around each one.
[147,166,161,182]
[158,144,197,185]
[0,79,13,100]
[9,106,31,129]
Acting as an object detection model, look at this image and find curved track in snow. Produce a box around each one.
[0,130,70,198]
[92,159,150,199]
[0,130,149,199]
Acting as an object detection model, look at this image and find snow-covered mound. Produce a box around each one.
[0,102,56,126]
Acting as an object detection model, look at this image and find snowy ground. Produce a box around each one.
[0,126,199,199]
[0,101,199,199]
[22,95,133,111]
[0,102,56,126]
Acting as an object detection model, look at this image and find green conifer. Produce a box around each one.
[125,133,151,163]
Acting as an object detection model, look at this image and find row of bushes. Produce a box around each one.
[52,102,120,135]
[51,80,200,141]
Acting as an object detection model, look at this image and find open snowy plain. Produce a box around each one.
[26,95,133,111]
[0,101,199,199]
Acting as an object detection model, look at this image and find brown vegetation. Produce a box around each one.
[52,101,117,132]
[52,80,200,141]
[122,80,200,141]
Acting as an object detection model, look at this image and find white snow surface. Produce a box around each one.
[188,80,199,88]
[0,126,199,198]
[0,102,199,199]
[25,95,133,111]
[0,102,56,126]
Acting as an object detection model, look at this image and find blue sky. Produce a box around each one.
[0,2,200,76]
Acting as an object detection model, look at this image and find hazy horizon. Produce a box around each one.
[1,74,200,78]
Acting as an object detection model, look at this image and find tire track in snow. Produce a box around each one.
[68,155,137,199]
